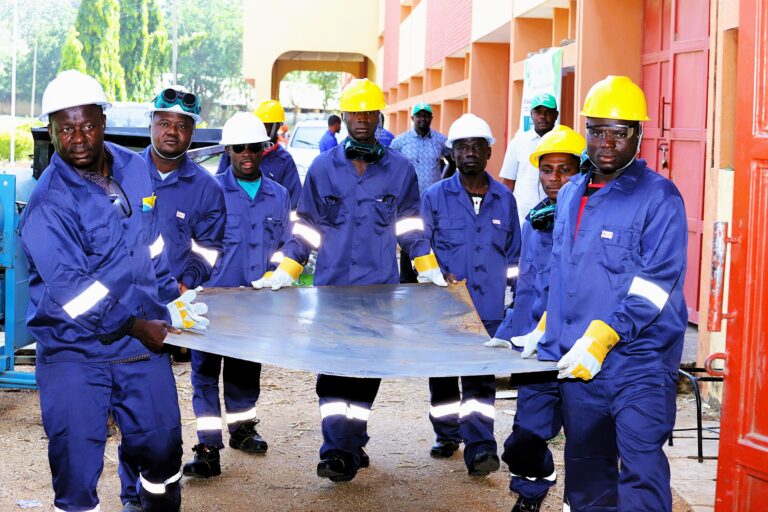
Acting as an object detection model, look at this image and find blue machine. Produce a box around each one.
[0,171,35,389]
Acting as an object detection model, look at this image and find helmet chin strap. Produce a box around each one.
[590,127,643,176]
[151,139,191,162]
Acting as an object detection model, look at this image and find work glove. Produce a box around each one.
[557,320,619,381]
[252,257,303,291]
[413,252,448,287]
[511,313,547,359]
[167,288,209,331]
[484,337,512,349]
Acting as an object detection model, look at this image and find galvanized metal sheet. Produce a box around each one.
[167,283,558,378]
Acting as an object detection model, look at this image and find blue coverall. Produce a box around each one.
[319,129,338,152]
[496,200,562,502]
[280,143,432,474]
[539,160,688,512]
[190,168,292,448]
[217,144,302,209]
[20,143,183,512]
[421,172,521,466]
[141,147,226,289]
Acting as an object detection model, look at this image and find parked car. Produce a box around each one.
[286,120,346,183]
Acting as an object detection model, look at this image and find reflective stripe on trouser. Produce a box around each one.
[36,353,183,512]
[189,350,262,448]
[502,376,562,501]
[457,374,497,467]
[428,376,461,442]
[316,374,380,471]
[559,372,677,512]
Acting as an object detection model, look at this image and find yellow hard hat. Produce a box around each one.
[253,100,286,123]
[339,78,387,112]
[579,75,651,122]
[529,125,586,167]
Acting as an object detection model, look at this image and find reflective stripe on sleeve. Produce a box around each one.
[63,281,109,319]
[628,276,669,311]
[429,401,461,418]
[290,211,300,222]
[270,251,285,264]
[395,217,424,236]
[149,235,165,258]
[196,416,221,432]
[226,407,257,424]
[507,266,519,279]
[140,471,182,495]
[459,399,495,420]
[293,223,322,249]
[191,240,218,266]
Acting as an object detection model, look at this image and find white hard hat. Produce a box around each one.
[39,70,111,122]
[146,84,202,124]
[445,113,495,148]
[220,112,271,145]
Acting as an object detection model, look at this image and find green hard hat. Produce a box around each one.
[531,93,558,110]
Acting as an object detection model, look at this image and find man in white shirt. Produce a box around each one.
[499,94,559,225]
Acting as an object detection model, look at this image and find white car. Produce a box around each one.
[286,120,346,183]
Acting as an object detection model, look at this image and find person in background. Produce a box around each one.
[498,94,559,226]
[320,114,342,152]
[375,113,395,147]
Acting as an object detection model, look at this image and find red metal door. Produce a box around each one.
[641,0,709,323]
[715,0,768,508]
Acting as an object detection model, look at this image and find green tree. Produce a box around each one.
[119,0,169,101]
[75,0,127,101]
[59,27,87,74]
[306,71,341,110]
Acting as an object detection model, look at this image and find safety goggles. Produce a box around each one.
[153,88,201,116]
[105,177,132,219]
[343,138,385,163]
[585,124,635,141]
[231,142,270,154]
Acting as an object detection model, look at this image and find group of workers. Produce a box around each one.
[21,67,687,512]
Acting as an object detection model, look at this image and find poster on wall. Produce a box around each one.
[519,47,563,132]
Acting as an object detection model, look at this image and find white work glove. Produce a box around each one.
[512,313,547,359]
[484,337,512,349]
[413,252,448,287]
[252,257,303,291]
[557,320,619,381]
[167,288,209,331]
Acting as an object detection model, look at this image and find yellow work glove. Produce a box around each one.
[557,320,619,381]
[251,257,303,291]
[167,288,209,331]
[413,252,447,287]
[513,313,547,359]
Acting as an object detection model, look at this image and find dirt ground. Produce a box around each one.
[0,364,694,512]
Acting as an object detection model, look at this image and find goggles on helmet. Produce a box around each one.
[153,88,201,116]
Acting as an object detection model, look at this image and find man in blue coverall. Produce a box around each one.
[217,100,302,209]
[421,113,521,475]
[319,114,342,152]
[537,76,688,511]
[252,78,448,482]
[20,70,208,512]
[486,125,585,512]
[182,112,292,479]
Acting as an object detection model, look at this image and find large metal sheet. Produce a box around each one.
[167,283,557,378]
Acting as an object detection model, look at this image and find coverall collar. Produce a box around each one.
[444,170,502,215]
[142,146,198,185]
[220,165,275,199]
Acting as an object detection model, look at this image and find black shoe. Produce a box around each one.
[430,439,460,458]
[468,451,500,477]
[229,420,268,454]
[317,455,356,482]
[122,501,142,512]
[511,496,543,512]
[182,443,221,478]
[358,447,370,469]
[170,346,191,363]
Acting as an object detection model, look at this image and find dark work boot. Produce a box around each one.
[512,495,544,512]
[229,420,268,454]
[430,439,461,458]
[359,447,370,469]
[317,454,356,482]
[468,451,500,477]
[182,443,221,478]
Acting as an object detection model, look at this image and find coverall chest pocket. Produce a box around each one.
[518,257,535,286]
[320,195,346,226]
[264,216,285,246]
[599,224,640,282]
[434,217,466,251]
[174,213,191,242]
[374,194,397,228]
[223,214,241,245]
[84,222,119,262]
[491,223,512,252]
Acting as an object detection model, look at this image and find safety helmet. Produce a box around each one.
[253,100,286,124]
[445,113,495,148]
[220,112,270,145]
[579,75,650,122]
[339,79,387,112]
[146,84,202,124]
[529,125,587,167]
[39,70,112,122]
